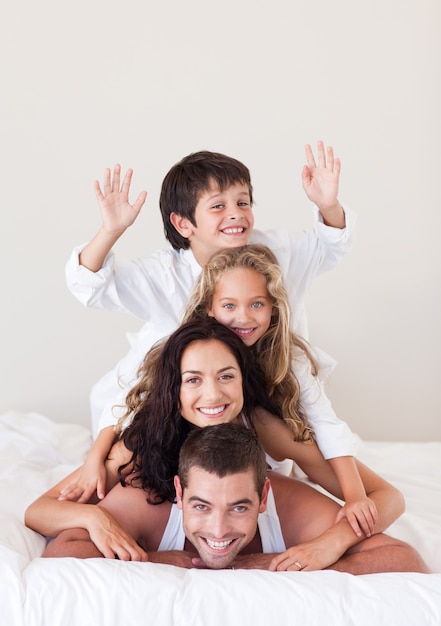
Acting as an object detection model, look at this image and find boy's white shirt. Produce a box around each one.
[65,205,357,458]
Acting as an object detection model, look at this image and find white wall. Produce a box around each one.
[1,0,440,441]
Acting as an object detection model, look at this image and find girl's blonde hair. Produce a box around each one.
[182,244,317,442]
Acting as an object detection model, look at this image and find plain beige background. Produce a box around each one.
[1,0,440,440]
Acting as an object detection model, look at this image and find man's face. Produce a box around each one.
[175,467,269,569]
[171,181,254,266]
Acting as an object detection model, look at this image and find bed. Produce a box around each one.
[2,410,441,626]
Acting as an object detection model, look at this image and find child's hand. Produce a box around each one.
[58,462,107,503]
[302,141,342,217]
[94,164,147,236]
[335,496,378,538]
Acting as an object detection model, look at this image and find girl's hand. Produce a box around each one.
[335,497,378,537]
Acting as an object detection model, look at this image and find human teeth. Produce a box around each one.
[206,538,233,550]
[234,328,254,335]
[199,405,226,415]
[223,227,244,234]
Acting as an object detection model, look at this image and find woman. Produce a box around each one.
[25,320,404,568]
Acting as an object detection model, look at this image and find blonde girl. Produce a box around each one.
[180,244,377,536]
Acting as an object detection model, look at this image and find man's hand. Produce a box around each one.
[148,550,200,569]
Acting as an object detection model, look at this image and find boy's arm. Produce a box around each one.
[79,164,147,272]
[302,141,345,228]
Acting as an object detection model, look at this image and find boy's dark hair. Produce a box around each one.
[178,423,267,498]
[159,150,253,250]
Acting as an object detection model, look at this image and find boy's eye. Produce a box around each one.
[211,203,224,210]
[238,201,250,207]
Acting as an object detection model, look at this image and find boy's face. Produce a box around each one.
[171,181,254,266]
[175,467,269,569]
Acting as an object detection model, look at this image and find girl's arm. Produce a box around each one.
[328,456,378,537]
[58,425,116,502]
[252,407,404,534]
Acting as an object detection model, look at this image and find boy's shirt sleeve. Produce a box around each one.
[65,244,200,323]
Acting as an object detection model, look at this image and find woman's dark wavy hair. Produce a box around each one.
[118,318,278,504]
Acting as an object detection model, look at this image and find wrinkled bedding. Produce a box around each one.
[1,411,440,626]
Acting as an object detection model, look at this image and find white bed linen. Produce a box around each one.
[1,410,440,626]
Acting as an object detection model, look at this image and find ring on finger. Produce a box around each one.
[294,561,302,570]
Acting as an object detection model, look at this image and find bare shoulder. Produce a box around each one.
[251,407,295,461]
[104,440,133,487]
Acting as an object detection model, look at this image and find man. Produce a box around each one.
[41,424,429,574]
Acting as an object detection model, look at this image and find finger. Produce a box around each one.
[133,191,148,213]
[97,478,106,501]
[94,180,104,202]
[304,144,316,168]
[111,164,121,193]
[316,140,326,168]
[326,145,335,170]
[120,168,133,196]
[103,168,112,195]
[333,156,341,177]
[347,512,363,537]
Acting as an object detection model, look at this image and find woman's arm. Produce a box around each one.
[23,440,139,552]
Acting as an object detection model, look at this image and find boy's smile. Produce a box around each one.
[172,181,254,266]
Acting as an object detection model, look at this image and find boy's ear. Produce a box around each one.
[174,475,184,509]
[170,212,194,239]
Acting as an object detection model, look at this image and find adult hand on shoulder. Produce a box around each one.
[87,505,148,561]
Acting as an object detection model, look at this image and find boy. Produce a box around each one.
[64,143,355,501]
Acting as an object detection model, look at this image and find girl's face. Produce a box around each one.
[207,268,274,347]
[179,339,244,428]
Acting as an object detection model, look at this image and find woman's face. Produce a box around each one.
[207,268,273,347]
[179,339,244,428]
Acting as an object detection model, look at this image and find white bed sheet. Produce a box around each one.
[1,410,440,626]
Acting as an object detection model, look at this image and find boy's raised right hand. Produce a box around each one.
[94,163,147,236]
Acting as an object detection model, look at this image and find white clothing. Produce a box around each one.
[158,486,286,553]
[65,207,357,458]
